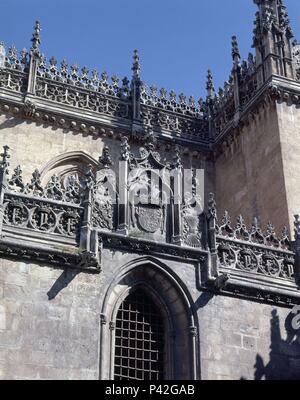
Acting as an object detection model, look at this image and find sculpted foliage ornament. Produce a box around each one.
[6,166,81,204]
[182,202,203,248]
[92,185,113,231]
[0,13,300,305]
[0,7,299,145]
[8,166,24,191]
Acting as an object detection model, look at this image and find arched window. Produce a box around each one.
[100,260,199,380]
[114,288,165,380]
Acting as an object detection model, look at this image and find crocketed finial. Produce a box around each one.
[31,21,41,54]
[231,36,240,66]
[84,164,95,190]
[132,49,141,80]
[253,0,293,44]
[99,146,113,169]
[294,215,300,240]
[206,70,215,100]
[0,145,10,174]
[208,192,217,220]
[173,145,182,169]
[120,136,131,161]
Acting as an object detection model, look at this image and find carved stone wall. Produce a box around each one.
[1,3,300,381]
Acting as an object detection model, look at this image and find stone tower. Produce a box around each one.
[0,0,300,380]
[215,0,300,233]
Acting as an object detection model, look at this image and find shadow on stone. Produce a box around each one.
[47,269,80,300]
[252,309,300,380]
[194,291,214,309]
[0,116,24,130]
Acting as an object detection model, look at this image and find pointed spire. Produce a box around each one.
[31,21,41,55]
[206,70,215,100]
[132,49,141,80]
[131,49,142,120]
[231,36,241,67]
[0,42,5,68]
[252,0,295,82]
[253,0,293,36]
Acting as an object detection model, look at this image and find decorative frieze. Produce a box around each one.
[3,193,83,237]
[215,210,294,280]
[35,77,131,120]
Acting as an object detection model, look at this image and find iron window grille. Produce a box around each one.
[114,288,165,380]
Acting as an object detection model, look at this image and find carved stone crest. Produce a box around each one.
[136,205,163,233]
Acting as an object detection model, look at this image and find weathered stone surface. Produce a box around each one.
[0,258,102,380]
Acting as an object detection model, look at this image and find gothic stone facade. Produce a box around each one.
[1,0,300,380]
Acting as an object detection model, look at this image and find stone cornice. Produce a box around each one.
[0,90,210,155]
[0,238,101,273]
[100,231,209,263]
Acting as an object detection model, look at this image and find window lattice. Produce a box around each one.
[114,289,165,380]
